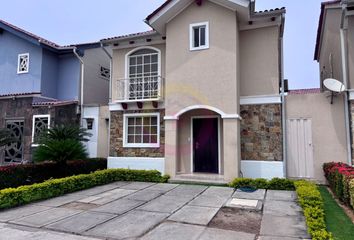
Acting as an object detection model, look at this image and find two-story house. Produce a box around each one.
[104,0,286,183]
[0,19,111,164]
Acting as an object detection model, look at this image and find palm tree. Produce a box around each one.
[34,125,92,165]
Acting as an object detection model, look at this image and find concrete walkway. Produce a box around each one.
[0,182,310,240]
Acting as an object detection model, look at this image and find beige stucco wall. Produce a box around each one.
[165,0,239,116]
[318,8,343,88]
[97,106,109,158]
[111,44,166,101]
[286,92,347,182]
[239,26,279,96]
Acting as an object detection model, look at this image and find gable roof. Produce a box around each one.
[0,19,100,52]
[145,0,285,34]
[314,0,341,61]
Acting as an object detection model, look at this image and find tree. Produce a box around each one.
[34,125,92,165]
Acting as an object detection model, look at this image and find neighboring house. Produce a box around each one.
[283,0,354,183]
[103,0,286,183]
[0,19,110,164]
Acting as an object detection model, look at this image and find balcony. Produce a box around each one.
[114,76,164,103]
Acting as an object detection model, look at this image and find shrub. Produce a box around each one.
[0,168,169,209]
[350,179,354,208]
[228,177,295,190]
[323,162,354,207]
[294,180,333,240]
[34,125,92,165]
[0,158,107,189]
[34,139,88,164]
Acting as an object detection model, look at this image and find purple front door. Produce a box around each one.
[192,118,219,173]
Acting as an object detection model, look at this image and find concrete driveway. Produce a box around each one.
[0,182,310,240]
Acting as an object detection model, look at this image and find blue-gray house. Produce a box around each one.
[0,19,111,164]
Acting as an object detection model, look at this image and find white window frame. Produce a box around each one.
[17,53,30,74]
[123,112,160,148]
[189,22,209,51]
[32,114,50,146]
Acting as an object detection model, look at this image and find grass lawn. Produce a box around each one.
[318,186,354,240]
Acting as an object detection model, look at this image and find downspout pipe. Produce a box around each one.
[340,3,353,165]
[73,48,84,126]
[279,13,287,177]
[100,42,113,103]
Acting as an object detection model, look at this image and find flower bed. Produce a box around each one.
[323,162,354,208]
[0,168,169,209]
[0,158,107,190]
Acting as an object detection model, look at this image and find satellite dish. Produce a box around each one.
[323,78,346,93]
[323,78,346,104]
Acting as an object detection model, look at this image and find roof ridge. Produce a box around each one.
[0,19,62,49]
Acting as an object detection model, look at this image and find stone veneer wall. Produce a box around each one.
[0,97,79,162]
[240,104,282,161]
[110,109,165,158]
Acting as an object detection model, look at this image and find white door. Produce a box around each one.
[287,118,314,178]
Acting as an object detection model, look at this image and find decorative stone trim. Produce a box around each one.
[240,95,282,105]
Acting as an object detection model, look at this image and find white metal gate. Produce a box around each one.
[287,118,314,178]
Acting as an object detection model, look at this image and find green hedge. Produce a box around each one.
[350,179,354,208]
[294,181,333,240]
[0,169,169,209]
[229,177,295,190]
[0,158,107,189]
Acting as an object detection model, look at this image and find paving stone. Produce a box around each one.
[141,222,204,240]
[77,196,102,203]
[84,210,169,239]
[145,183,179,192]
[10,208,82,227]
[258,236,306,240]
[34,194,85,207]
[168,205,219,225]
[165,185,208,197]
[74,184,121,196]
[61,202,98,211]
[224,198,263,211]
[233,189,266,200]
[266,190,297,201]
[92,198,145,214]
[137,195,192,213]
[199,228,256,240]
[189,194,229,208]
[87,189,137,205]
[202,186,234,197]
[46,211,116,234]
[0,223,100,240]
[124,189,163,201]
[0,205,51,222]
[120,182,156,190]
[264,200,302,217]
[260,214,310,239]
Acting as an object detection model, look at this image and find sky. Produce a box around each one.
[0,0,324,90]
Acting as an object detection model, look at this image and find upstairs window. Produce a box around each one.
[190,22,209,51]
[18,53,29,74]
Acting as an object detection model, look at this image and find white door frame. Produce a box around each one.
[190,116,221,174]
